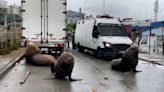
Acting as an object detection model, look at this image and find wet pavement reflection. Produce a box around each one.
[0,50,164,92]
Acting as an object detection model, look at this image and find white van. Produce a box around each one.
[74,16,133,59]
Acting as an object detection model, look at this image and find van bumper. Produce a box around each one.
[103,49,123,59]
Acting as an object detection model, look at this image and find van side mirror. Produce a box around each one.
[93,31,99,38]
[92,26,99,38]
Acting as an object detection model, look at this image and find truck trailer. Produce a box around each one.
[21,0,66,55]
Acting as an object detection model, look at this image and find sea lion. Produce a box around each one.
[24,41,40,64]
[24,41,40,57]
[30,54,57,66]
[111,46,140,73]
[24,41,56,66]
[51,52,80,81]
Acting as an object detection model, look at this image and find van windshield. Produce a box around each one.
[98,23,128,36]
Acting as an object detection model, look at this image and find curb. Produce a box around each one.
[139,57,163,66]
[0,54,24,79]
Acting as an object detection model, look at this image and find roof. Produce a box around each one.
[132,21,164,32]
[95,18,121,25]
[77,17,121,26]
[142,27,164,36]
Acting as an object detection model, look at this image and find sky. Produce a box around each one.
[67,0,164,21]
[6,0,20,5]
[5,0,164,21]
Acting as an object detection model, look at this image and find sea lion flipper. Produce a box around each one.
[51,63,55,73]
[69,78,83,81]
[133,69,142,73]
[68,74,82,81]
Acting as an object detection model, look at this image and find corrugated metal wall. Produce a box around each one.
[0,25,22,54]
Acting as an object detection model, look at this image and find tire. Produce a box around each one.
[77,43,84,52]
[95,48,104,58]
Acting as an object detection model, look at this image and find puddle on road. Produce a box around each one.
[139,60,164,70]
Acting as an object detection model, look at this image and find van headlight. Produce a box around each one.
[103,42,111,48]
[130,44,137,47]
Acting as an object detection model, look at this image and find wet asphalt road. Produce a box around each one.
[0,50,164,92]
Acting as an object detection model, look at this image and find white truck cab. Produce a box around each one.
[74,16,133,59]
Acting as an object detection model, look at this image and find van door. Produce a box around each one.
[87,25,98,50]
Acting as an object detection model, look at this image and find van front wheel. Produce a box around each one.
[95,49,104,58]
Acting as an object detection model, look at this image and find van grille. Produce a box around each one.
[112,44,130,52]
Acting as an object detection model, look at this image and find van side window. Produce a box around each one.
[92,26,99,38]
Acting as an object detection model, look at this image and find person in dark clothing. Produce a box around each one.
[66,32,73,48]
[72,32,76,49]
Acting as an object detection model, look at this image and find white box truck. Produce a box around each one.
[21,0,66,55]
[74,16,133,60]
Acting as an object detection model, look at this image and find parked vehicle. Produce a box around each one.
[74,15,133,59]
[21,0,66,55]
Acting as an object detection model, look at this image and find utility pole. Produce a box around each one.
[162,26,164,55]
[162,22,164,55]
[4,8,8,48]
[149,20,152,54]
[103,0,106,15]
[154,0,159,21]
[4,8,7,26]
[13,4,16,48]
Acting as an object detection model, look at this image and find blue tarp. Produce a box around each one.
[132,21,164,32]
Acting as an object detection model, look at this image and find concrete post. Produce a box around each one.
[163,42,164,55]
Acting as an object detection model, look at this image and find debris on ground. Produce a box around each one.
[20,70,30,84]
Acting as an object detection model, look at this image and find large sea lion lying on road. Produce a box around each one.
[25,41,56,66]
[30,54,57,66]
[111,46,140,73]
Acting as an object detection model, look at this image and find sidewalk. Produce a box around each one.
[139,52,164,65]
[0,48,25,79]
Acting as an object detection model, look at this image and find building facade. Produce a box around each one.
[67,10,85,24]
[7,5,21,15]
[0,0,7,9]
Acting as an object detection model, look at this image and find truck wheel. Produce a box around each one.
[95,49,104,58]
[77,43,84,52]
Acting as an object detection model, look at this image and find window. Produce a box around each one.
[98,23,128,36]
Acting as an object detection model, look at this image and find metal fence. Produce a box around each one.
[140,35,164,54]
